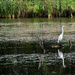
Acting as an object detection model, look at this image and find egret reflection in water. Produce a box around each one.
[58,49,66,68]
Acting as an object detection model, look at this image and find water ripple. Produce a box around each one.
[0,52,75,65]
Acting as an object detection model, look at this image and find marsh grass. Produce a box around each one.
[0,0,75,18]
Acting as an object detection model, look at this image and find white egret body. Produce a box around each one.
[58,49,65,68]
[58,26,64,43]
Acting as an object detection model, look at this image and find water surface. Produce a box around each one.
[0,18,75,75]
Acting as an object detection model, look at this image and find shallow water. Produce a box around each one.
[0,18,75,75]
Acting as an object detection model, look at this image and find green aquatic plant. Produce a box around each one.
[0,0,75,18]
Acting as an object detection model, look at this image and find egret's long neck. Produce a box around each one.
[62,27,64,34]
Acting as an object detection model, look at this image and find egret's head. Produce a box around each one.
[62,26,64,28]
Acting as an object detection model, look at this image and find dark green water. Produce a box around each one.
[0,18,75,75]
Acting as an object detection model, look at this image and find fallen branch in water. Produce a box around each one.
[37,36,45,54]
[52,44,64,48]
[69,40,72,50]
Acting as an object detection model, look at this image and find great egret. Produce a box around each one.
[58,49,65,68]
[58,26,64,43]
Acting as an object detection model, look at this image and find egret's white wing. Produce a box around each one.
[58,33,63,43]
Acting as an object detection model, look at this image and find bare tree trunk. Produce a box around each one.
[59,0,62,16]
[43,0,48,17]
